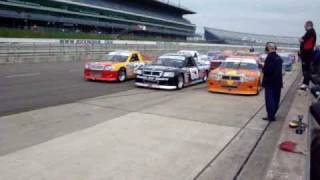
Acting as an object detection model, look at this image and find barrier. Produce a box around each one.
[0,38,298,64]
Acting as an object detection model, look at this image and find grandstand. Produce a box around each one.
[0,0,196,39]
[205,27,299,47]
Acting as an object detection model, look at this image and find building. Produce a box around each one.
[205,27,298,47]
[0,0,196,39]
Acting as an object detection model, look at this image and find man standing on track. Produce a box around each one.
[262,42,283,122]
[299,21,317,90]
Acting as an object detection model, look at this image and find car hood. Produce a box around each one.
[210,59,224,62]
[140,65,180,71]
[88,61,120,66]
[213,68,260,77]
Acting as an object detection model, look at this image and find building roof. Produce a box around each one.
[204,27,298,45]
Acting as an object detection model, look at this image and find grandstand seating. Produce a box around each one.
[0,0,196,39]
[70,0,190,24]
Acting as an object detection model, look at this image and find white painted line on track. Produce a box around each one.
[5,73,41,78]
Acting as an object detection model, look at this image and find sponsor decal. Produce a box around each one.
[60,40,113,45]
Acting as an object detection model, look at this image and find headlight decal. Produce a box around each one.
[209,73,222,80]
[135,69,143,75]
[104,66,114,71]
[244,76,256,82]
[163,72,175,77]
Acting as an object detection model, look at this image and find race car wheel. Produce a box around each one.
[118,68,126,82]
[203,71,208,82]
[176,75,184,90]
[256,81,261,95]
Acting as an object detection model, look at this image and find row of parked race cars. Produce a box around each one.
[83,49,297,95]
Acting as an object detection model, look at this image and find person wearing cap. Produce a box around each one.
[299,21,317,90]
[262,42,283,121]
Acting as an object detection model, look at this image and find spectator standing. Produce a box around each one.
[262,42,283,121]
[299,21,317,90]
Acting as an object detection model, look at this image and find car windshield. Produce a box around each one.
[208,52,218,57]
[153,58,185,68]
[221,61,258,70]
[210,55,226,60]
[103,54,128,62]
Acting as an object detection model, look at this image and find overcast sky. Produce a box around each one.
[170,0,319,37]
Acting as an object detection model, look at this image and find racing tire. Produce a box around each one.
[176,75,184,90]
[118,68,127,82]
[255,81,261,95]
[203,71,208,82]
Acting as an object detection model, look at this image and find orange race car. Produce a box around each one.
[208,57,262,95]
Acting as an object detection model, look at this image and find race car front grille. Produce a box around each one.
[89,65,104,71]
[222,76,241,81]
[222,85,238,89]
[90,70,102,76]
[143,71,162,77]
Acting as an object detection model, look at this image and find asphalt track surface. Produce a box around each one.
[0,61,300,179]
[0,61,135,117]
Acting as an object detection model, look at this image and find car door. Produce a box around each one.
[186,57,200,81]
[127,54,140,77]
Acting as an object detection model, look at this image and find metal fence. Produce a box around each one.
[0,41,297,64]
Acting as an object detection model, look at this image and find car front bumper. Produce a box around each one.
[135,82,177,90]
[135,75,177,90]
[84,69,118,81]
[208,79,259,95]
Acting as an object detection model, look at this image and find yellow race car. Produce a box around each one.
[84,51,148,82]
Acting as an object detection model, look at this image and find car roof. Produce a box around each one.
[108,50,137,56]
[178,50,198,53]
[162,53,192,58]
[177,50,199,56]
[159,54,187,60]
[225,58,257,64]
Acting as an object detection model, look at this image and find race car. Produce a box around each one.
[260,52,293,73]
[208,51,221,59]
[177,50,200,59]
[135,53,209,90]
[84,51,147,82]
[279,53,294,72]
[208,57,262,95]
[209,53,228,70]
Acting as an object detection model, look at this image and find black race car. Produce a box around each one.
[135,54,209,90]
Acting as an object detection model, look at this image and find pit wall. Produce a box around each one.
[0,38,298,64]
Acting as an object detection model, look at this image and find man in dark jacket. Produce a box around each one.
[262,42,283,121]
[300,21,317,90]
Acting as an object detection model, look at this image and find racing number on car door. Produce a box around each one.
[186,58,199,80]
[189,68,199,80]
[128,54,140,77]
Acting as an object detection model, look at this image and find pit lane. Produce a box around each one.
[0,61,136,117]
[0,65,299,179]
